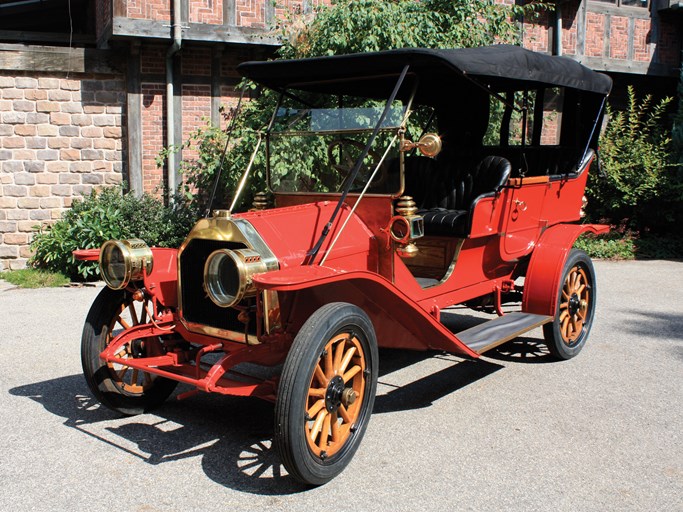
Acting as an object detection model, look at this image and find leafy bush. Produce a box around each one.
[574,233,636,260]
[30,188,198,280]
[586,87,679,232]
[574,232,683,260]
[166,0,545,215]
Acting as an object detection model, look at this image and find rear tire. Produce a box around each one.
[81,287,177,415]
[274,302,378,486]
[543,249,596,360]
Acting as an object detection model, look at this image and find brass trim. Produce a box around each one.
[177,216,279,342]
[182,320,260,345]
[99,239,153,290]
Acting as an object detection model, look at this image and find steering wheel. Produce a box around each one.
[327,139,388,189]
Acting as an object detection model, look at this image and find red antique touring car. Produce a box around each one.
[78,45,612,485]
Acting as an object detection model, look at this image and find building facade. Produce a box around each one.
[0,0,681,270]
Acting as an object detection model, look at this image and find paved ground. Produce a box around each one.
[0,260,681,512]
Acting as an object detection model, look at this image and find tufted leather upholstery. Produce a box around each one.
[405,155,511,236]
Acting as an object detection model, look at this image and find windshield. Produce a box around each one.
[267,93,408,195]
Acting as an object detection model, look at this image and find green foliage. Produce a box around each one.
[586,87,679,232]
[673,66,683,169]
[574,232,683,260]
[30,188,197,280]
[172,0,545,213]
[0,269,70,288]
[277,0,543,58]
[574,233,636,260]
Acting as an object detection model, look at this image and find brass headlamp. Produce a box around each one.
[203,248,267,308]
[99,239,153,290]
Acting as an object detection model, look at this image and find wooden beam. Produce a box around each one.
[577,0,587,57]
[172,53,182,194]
[225,0,236,26]
[586,2,651,19]
[567,54,677,76]
[0,30,94,46]
[111,17,281,46]
[603,14,611,59]
[265,0,276,26]
[211,46,224,127]
[627,17,635,61]
[126,42,143,197]
[0,43,123,74]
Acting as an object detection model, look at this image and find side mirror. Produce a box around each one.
[400,133,442,157]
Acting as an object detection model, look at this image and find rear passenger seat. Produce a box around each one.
[404,155,511,237]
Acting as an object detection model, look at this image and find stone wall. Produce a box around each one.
[0,72,125,270]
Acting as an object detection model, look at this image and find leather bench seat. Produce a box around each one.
[405,155,511,237]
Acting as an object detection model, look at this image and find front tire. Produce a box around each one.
[274,302,378,486]
[543,249,596,360]
[81,287,178,415]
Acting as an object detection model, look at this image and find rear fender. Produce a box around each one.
[254,267,478,358]
[522,223,608,316]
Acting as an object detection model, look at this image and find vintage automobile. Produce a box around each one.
[77,45,612,485]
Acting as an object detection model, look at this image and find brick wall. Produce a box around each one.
[0,73,125,270]
[141,82,165,195]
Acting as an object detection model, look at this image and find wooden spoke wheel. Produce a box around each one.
[275,303,378,486]
[543,249,596,360]
[81,288,177,415]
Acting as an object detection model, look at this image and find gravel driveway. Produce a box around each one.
[0,260,681,511]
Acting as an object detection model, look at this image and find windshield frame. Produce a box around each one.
[264,80,419,199]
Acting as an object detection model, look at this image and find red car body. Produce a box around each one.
[79,45,612,485]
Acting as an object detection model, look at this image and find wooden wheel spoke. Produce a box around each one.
[318,413,332,451]
[131,368,139,385]
[333,340,345,374]
[561,316,570,335]
[324,347,334,379]
[339,346,357,375]
[559,302,569,310]
[128,303,139,326]
[338,404,352,424]
[342,364,361,384]
[116,367,128,381]
[314,364,327,386]
[309,410,327,442]
[330,413,340,443]
[571,270,580,290]
[308,399,326,419]
[117,316,131,330]
[559,310,569,322]
[308,387,326,399]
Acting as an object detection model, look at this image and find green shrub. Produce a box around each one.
[586,87,678,232]
[574,232,683,260]
[574,232,636,260]
[30,188,197,280]
[165,1,546,215]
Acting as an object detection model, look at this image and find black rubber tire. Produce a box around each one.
[274,302,378,486]
[543,249,597,360]
[81,287,177,415]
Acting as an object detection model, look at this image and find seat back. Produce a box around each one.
[465,156,511,205]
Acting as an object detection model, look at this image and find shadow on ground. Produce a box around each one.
[7,343,525,495]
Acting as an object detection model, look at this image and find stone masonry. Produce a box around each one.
[0,72,125,270]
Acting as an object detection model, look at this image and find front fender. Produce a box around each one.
[254,267,478,358]
[522,223,609,316]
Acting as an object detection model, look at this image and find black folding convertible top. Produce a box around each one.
[238,45,612,98]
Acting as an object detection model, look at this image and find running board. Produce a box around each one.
[456,312,553,355]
